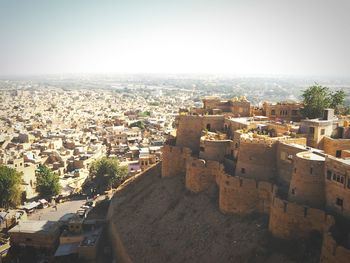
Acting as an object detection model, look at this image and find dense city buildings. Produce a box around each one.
[1,76,350,262]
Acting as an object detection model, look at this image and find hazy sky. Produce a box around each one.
[1,0,350,76]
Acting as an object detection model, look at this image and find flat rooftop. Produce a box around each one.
[296,151,325,161]
[9,220,60,234]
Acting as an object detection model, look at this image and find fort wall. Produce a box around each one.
[108,163,162,263]
[176,115,225,152]
[161,145,192,178]
[219,174,276,215]
[185,158,223,193]
[276,142,306,187]
[176,115,204,152]
[268,196,334,239]
[199,139,231,162]
[235,139,277,181]
[288,151,326,208]
[320,232,350,263]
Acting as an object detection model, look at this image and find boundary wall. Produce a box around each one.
[268,196,334,239]
[185,158,224,193]
[161,145,192,178]
[219,174,277,215]
[320,232,350,263]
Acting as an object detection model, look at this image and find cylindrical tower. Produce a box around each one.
[288,151,325,208]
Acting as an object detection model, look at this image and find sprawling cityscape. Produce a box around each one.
[2,0,350,262]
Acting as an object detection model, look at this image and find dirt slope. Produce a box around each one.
[109,164,321,263]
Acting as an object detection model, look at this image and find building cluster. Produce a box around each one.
[162,96,350,263]
[0,85,180,202]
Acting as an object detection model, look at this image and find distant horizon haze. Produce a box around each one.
[1,0,350,77]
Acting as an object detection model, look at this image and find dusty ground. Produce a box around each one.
[110,165,322,263]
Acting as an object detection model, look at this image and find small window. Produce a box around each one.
[235,143,238,149]
[200,146,205,152]
[310,167,313,175]
[320,129,325,135]
[327,170,332,180]
[309,127,315,134]
[241,168,245,174]
[336,198,343,207]
[332,174,337,181]
[291,188,296,195]
[336,150,342,158]
[271,109,275,115]
[294,168,297,173]
[206,124,211,131]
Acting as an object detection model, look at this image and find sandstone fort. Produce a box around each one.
[107,96,350,263]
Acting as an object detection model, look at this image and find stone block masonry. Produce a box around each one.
[268,196,334,239]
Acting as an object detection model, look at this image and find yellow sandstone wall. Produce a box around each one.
[288,152,325,208]
[219,175,277,215]
[276,142,306,186]
[161,145,192,178]
[199,139,231,162]
[235,139,277,181]
[324,137,350,157]
[320,232,350,263]
[268,196,334,239]
[176,115,204,152]
[325,157,350,219]
[185,158,224,193]
[176,115,225,152]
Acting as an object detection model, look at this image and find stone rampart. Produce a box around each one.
[320,232,350,263]
[185,158,224,193]
[268,196,334,239]
[199,138,231,162]
[219,175,277,215]
[276,142,306,187]
[288,151,325,208]
[161,145,192,178]
[176,115,225,152]
[235,139,277,180]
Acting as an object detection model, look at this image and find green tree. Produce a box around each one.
[36,165,61,198]
[301,84,346,119]
[129,120,145,129]
[0,165,22,208]
[88,157,128,193]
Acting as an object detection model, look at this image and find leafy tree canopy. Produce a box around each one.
[0,165,22,208]
[129,120,145,130]
[87,157,128,193]
[36,164,61,198]
[301,84,346,119]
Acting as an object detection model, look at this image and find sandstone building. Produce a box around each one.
[109,96,350,263]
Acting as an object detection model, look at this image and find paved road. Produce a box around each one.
[29,198,86,221]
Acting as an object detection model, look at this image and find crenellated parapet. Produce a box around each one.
[219,174,277,215]
[268,196,334,239]
[320,232,350,263]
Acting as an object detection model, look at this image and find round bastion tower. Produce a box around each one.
[288,151,325,208]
